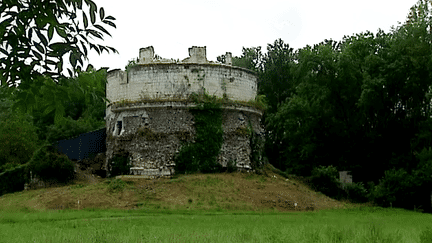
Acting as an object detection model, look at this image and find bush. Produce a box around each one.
[420,227,432,243]
[106,178,127,192]
[370,168,416,208]
[0,164,28,196]
[411,147,432,213]
[226,160,238,173]
[108,150,131,177]
[0,100,40,172]
[309,165,343,198]
[27,144,75,184]
[343,182,369,203]
[45,116,104,143]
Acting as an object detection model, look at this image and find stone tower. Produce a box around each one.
[105,46,264,178]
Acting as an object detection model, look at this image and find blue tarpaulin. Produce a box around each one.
[54,128,106,161]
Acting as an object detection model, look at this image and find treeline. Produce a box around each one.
[221,0,432,211]
[0,68,108,193]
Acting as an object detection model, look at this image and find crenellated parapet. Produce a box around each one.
[106,46,256,105]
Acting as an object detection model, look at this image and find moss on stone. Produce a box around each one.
[136,127,166,141]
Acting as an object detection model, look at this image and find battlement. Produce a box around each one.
[106,46,257,104]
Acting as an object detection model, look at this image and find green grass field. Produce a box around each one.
[1,206,432,243]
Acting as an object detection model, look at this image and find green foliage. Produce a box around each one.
[262,0,432,187]
[420,227,432,243]
[231,47,263,72]
[10,68,107,142]
[0,99,40,172]
[0,0,118,87]
[125,58,139,73]
[109,150,131,177]
[106,178,127,193]
[370,168,416,208]
[308,165,343,198]
[343,182,369,203]
[175,92,224,174]
[226,160,237,173]
[0,164,28,196]
[249,122,265,171]
[27,144,75,184]
[259,39,297,114]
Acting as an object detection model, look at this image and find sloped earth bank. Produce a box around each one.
[0,166,362,212]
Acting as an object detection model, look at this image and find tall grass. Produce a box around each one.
[1,206,432,242]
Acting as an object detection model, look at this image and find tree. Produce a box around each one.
[0,94,40,172]
[0,0,118,88]
[259,39,296,114]
[10,68,108,142]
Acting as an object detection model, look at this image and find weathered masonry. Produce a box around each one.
[105,46,264,178]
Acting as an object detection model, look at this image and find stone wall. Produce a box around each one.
[105,102,264,178]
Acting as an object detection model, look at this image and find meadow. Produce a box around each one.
[1,206,432,242]
[1,166,432,242]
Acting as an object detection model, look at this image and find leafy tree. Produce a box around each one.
[0,95,40,172]
[259,39,297,114]
[226,46,263,72]
[26,143,75,183]
[0,0,117,88]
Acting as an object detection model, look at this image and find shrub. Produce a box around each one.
[419,226,432,243]
[343,182,369,203]
[106,178,127,192]
[26,144,75,184]
[0,102,40,172]
[0,164,28,196]
[411,147,432,212]
[226,160,237,173]
[309,165,343,198]
[108,150,131,177]
[370,168,416,208]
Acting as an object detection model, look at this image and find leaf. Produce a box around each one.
[45,59,57,66]
[33,41,45,54]
[0,48,8,56]
[105,16,115,21]
[102,20,116,28]
[90,7,96,25]
[48,25,54,41]
[35,29,48,47]
[57,61,63,72]
[98,45,106,54]
[70,52,77,67]
[89,43,100,55]
[32,49,43,60]
[82,12,88,29]
[55,26,67,38]
[42,105,55,116]
[93,24,111,37]
[87,29,102,39]
[28,27,33,41]
[108,46,118,54]
[80,41,88,56]
[100,7,105,20]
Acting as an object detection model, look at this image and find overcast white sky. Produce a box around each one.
[87,0,419,71]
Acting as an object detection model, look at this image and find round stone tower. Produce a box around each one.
[105,46,264,178]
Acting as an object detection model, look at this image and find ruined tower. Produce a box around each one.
[105,46,264,178]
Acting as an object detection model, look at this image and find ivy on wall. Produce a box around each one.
[174,92,224,174]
